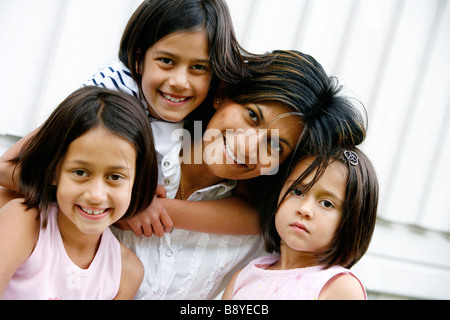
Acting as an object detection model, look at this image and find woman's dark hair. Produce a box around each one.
[15,86,157,227]
[238,50,368,212]
[260,147,379,269]
[222,50,367,152]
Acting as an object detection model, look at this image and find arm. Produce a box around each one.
[113,243,144,300]
[221,268,242,300]
[163,178,260,235]
[0,199,40,298]
[318,274,366,300]
[0,128,38,192]
[160,195,260,235]
[115,183,260,236]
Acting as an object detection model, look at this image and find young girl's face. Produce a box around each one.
[53,126,137,236]
[275,157,348,261]
[140,29,212,122]
[203,97,303,180]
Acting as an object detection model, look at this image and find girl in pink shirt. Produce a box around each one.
[223,147,378,300]
[0,86,157,299]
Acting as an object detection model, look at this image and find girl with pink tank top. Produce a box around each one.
[0,87,157,299]
[223,148,378,300]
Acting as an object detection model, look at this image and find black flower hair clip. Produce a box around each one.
[344,150,359,166]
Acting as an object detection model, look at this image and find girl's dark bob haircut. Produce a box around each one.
[15,86,157,228]
[260,147,379,269]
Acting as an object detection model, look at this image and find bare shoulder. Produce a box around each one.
[0,198,40,230]
[319,273,366,300]
[114,243,144,300]
[0,198,40,297]
[222,268,243,300]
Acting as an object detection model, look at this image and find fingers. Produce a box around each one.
[155,184,167,198]
[124,196,174,238]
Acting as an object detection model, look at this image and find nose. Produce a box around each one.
[168,67,189,91]
[235,129,276,167]
[297,197,314,219]
[84,178,107,203]
[232,129,257,166]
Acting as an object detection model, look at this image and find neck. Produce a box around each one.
[57,211,102,269]
[270,242,321,270]
[178,140,224,199]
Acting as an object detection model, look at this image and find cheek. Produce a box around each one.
[141,73,159,98]
[208,106,242,129]
[191,75,212,102]
[273,208,287,236]
[119,182,135,209]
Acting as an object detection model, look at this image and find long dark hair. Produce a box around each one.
[15,86,157,227]
[235,50,367,209]
[222,50,367,151]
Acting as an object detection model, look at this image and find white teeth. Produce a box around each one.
[225,139,245,165]
[162,93,188,103]
[81,207,107,215]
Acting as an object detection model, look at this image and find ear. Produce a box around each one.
[51,161,62,186]
[214,81,227,110]
[135,49,142,75]
[213,98,222,110]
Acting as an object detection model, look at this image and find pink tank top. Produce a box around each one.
[3,204,122,300]
[232,255,367,300]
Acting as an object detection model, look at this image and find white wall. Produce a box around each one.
[0,0,449,299]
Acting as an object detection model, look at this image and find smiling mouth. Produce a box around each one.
[160,91,191,103]
[224,137,246,166]
[78,205,109,216]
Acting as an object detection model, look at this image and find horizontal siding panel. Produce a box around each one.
[0,0,66,136]
[381,0,449,230]
[295,0,355,74]
[361,0,447,228]
[354,220,450,299]
[354,253,450,300]
[235,0,308,54]
[35,0,141,127]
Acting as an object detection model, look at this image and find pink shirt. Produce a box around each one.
[231,255,367,300]
[3,204,122,300]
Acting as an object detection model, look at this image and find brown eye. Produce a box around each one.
[248,109,258,123]
[320,200,335,209]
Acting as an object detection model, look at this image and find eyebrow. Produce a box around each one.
[66,160,132,171]
[254,103,294,151]
[254,104,265,123]
[154,50,210,64]
[323,190,344,205]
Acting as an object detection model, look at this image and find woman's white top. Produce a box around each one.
[113,140,264,299]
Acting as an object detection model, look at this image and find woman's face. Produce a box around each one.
[203,97,303,180]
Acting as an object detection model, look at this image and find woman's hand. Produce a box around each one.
[114,185,173,237]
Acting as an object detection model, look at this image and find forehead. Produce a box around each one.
[64,127,137,167]
[150,29,209,59]
[287,157,348,192]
